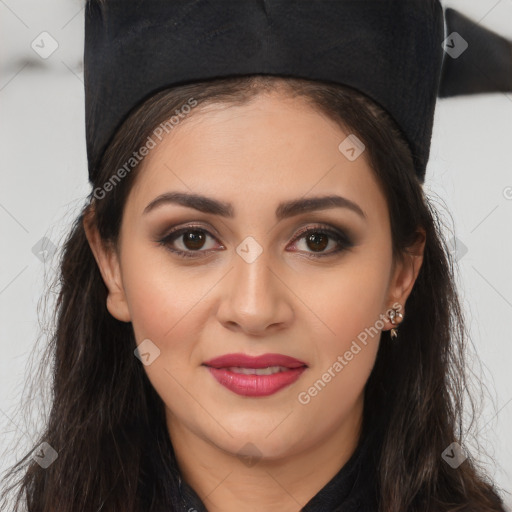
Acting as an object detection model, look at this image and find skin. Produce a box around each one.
[84,89,425,512]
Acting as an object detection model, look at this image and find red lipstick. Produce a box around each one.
[202,353,308,397]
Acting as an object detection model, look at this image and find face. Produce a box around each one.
[86,90,423,462]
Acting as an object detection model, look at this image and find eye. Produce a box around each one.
[157,225,222,258]
[288,224,354,258]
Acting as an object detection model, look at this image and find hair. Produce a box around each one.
[0,74,508,512]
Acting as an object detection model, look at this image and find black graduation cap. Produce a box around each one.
[439,8,512,98]
[84,1,512,185]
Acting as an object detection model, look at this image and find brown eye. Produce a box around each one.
[304,232,329,252]
[289,225,354,258]
[181,230,207,250]
[158,227,221,258]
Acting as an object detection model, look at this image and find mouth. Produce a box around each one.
[202,353,308,397]
[221,366,296,375]
[203,352,308,369]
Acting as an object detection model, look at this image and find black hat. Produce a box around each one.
[439,8,512,98]
[84,1,512,185]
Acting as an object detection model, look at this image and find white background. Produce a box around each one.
[0,0,511,508]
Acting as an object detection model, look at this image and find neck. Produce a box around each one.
[167,396,364,512]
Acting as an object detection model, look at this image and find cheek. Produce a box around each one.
[294,247,391,402]
[121,250,210,417]
[119,241,233,365]
[120,242,204,341]
[297,248,392,347]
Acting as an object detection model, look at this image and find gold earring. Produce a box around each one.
[388,306,404,339]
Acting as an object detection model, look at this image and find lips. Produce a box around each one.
[203,353,308,369]
[202,353,308,397]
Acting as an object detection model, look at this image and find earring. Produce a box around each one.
[388,306,404,339]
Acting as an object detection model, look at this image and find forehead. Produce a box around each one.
[125,92,386,221]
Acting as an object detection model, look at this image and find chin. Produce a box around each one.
[206,419,306,462]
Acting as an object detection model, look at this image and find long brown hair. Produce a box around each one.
[0,75,507,511]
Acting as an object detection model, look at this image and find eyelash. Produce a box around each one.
[157,223,354,259]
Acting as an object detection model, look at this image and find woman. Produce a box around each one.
[1,1,510,511]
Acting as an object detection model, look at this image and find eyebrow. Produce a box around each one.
[143,191,367,221]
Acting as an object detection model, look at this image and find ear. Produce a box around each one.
[83,207,131,322]
[384,227,426,330]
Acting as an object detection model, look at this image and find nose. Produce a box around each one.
[215,245,294,336]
